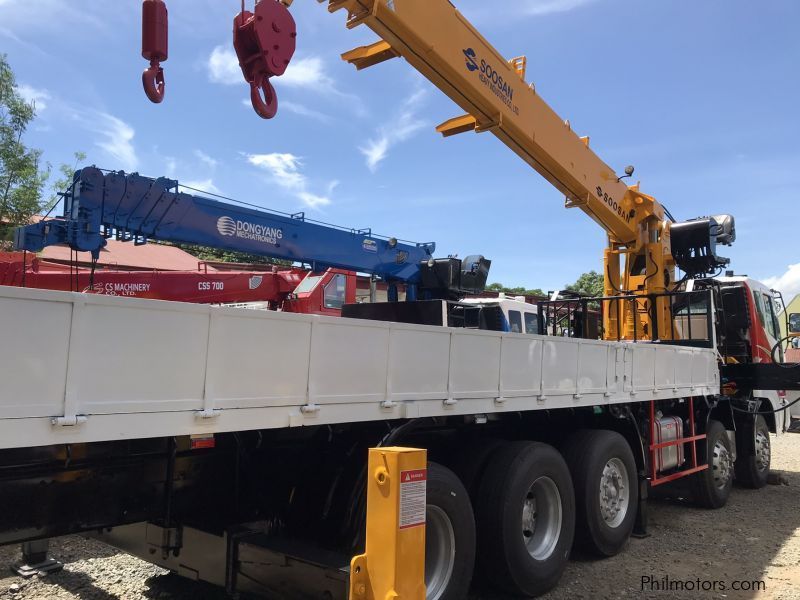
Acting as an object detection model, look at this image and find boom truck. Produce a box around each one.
[2,1,800,599]
[0,252,360,314]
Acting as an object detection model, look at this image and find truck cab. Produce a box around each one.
[711,275,791,432]
[283,269,357,316]
[460,295,544,334]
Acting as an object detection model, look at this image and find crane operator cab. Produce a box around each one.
[341,255,554,335]
[341,256,547,335]
[460,296,545,334]
[342,255,515,331]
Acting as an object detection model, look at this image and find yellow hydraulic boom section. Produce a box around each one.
[349,447,427,600]
[324,0,676,340]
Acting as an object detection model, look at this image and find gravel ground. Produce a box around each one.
[2,432,799,600]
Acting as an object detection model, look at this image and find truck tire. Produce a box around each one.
[425,462,476,600]
[475,441,575,597]
[690,420,733,509]
[449,438,506,500]
[560,430,638,557]
[735,414,771,489]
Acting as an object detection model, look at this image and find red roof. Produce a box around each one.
[39,241,209,272]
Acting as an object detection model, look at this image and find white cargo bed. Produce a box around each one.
[0,286,720,449]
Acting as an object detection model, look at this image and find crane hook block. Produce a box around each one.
[142,0,168,104]
[233,0,297,119]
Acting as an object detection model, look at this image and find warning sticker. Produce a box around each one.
[399,469,427,530]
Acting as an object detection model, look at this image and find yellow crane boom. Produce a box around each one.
[321,0,674,339]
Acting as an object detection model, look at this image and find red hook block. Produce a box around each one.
[233,0,297,119]
[142,0,168,103]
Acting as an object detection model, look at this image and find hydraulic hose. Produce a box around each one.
[729,395,800,415]
[771,335,800,367]
[726,336,800,416]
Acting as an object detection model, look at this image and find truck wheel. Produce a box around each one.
[735,414,771,489]
[690,420,733,508]
[561,430,638,557]
[425,462,476,600]
[475,442,575,597]
[449,438,506,500]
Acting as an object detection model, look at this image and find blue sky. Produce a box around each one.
[1,0,798,298]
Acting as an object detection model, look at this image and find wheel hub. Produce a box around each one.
[520,476,562,561]
[712,440,732,489]
[754,430,771,473]
[599,457,629,528]
[425,505,456,600]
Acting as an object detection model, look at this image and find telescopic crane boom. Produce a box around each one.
[316,0,735,340]
[14,167,490,301]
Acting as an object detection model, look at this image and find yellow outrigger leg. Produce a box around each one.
[349,447,427,600]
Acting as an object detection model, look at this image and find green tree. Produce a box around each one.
[163,242,292,267]
[565,270,604,297]
[45,151,87,213]
[486,282,545,297]
[0,54,49,241]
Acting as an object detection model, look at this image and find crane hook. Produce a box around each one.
[233,0,296,119]
[251,75,279,120]
[141,0,168,104]
[143,60,166,104]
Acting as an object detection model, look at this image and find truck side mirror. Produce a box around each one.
[790,313,800,334]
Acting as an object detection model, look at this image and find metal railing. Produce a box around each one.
[538,289,715,347]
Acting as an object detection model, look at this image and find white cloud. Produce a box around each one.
[0,25,46,55]
[164,156,178,178]
[209,50,332,88]
[207,45,241,85]
[8,83,138,172]
[359,88,428,172]
[0,0,107,31]
[79,112,138,172]
[280,57,333,88]
[242,98,333,123]
[208,47,332,89]
[523,0,598,16]
[765,263,800,304]
[249,153,306,189]
[466,0,597,22]
[180,179,221,195]
[247,153,333,208]
[281,101,332,123]
[15,84,51,111]
[297,192,332,209]
[194,149,218,170]
[217,47,365,116]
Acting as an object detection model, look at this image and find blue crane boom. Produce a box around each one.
[14,167,437,289]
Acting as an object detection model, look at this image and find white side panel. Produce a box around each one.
[206,311,312,409]
[449,331,501,398]
[655,347,676,389]
[308,320,390,404]
[75,303,209,414]
[0,296,71,418]
[542,338,579,396]
[0,286,722,450]
[387,328,450,401]
[632,345,657,392]
[578,342,611,395]
[499,336,543,398]
[674,347,695,388]
[692,349,718,390]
